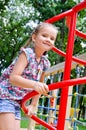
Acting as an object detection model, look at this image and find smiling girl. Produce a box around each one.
[0,22,58,130]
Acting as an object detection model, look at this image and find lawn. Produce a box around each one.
[21,119,86,130]
[77,125,86,130]
[21,119,28,128]
[21,112,86,130]
[77,119,86,130]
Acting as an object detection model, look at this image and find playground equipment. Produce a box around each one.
[21,54,86,130]
[22,1,86,130]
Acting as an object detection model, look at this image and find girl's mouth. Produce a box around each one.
[43,42,51,46]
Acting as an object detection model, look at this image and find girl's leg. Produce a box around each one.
[15,119,20,130]
[0,112,20,130]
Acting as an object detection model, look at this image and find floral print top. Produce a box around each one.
[0,48,50,100]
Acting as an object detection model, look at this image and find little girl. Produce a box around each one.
[0,22,58,130]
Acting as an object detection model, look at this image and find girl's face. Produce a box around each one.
[32,26,57,52]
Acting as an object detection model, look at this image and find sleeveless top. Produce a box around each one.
[0,48,50,100]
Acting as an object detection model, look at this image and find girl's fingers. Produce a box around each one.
[34,82,49,95]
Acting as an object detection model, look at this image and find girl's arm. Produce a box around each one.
[28,72,46,116]
[10,52,49,95]
[31,71,46,106]
[10,52,36,89]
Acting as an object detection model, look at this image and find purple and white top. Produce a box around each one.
[0,48,50,101]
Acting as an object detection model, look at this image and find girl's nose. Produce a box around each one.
[46,37,51,42]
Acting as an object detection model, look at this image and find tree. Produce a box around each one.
[0,0,38,74]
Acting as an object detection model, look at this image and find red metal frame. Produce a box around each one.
[22,1,86,130]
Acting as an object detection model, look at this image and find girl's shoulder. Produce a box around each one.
[20,47,35,62]
[20,47,34,54]
[20,47,35,56]
[41,55,51,71]
[42,55,50,63]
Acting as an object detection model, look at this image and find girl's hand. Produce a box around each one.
[27,104,36,117]
[33,82,49,95]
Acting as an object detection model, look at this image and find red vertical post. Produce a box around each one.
[57,12,77,130]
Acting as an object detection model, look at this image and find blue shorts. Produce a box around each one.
[0,99,21,120]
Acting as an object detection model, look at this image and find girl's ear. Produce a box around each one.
[32,34,36,42]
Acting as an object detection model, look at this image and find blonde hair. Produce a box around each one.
[23,22,58,48]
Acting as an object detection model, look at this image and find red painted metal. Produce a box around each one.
[31,115,56,130]
[22,76,86,129]
[45,9,73,23]
[72,1,86,12]
[76,29,86,39]
[21,1,86,130]
[52,46,86,65]
[45,1,86,24]
[57,12,77,130]
[22,76,86,111]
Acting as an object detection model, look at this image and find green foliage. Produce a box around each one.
[0,0,9,13]
[0,0,37,74]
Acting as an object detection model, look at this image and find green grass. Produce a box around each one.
[21,118,86,129]
[20,110,28,128]
[21,120,86,130]
[21,112,86,130]
[21,119,28,128]
[77,125,86,130]
[77,119,86,130]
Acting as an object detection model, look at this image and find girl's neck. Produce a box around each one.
[34,46,44,58]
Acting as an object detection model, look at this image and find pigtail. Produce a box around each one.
[23,37,32,48]
[23,27,38,49]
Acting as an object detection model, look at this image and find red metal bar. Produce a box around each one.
[52,46,86,65]
[48,76,86,91]
[76,29,86,39]
[73,1,86,12]
[31,115,56,130]
[45,1,86,24]
[21,76,86,129]
[45,9,73,23]
[57,12,77,130]
[22,77,86,104]
[22,90,38,114]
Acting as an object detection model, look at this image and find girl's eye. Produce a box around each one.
[51,37,55,41]
[42,34,47,37]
